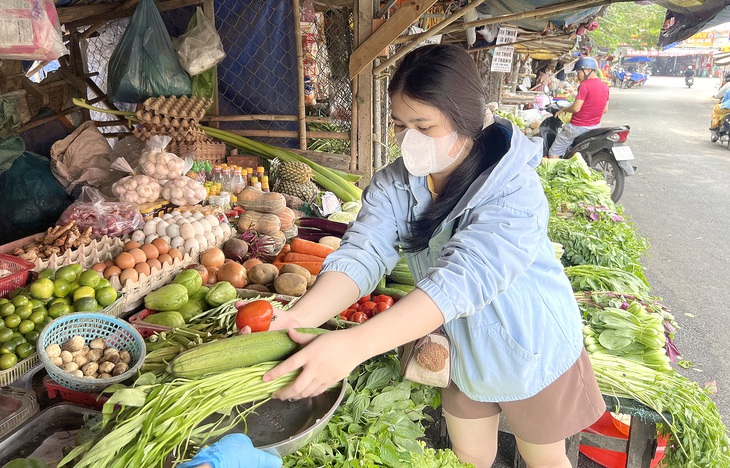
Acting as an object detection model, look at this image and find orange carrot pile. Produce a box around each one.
[273,237,334,275]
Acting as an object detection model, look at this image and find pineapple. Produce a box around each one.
[278,161,313,183]
[275,179,319,202]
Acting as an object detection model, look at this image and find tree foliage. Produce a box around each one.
[590,3,667,51]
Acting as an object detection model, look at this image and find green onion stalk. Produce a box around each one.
[589,353,730,467]
[60,363,298,468]
[71,98,363,203]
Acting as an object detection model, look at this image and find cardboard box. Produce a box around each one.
[227,155,262,169]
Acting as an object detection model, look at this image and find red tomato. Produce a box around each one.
[340,308,358,320]
[374,302,390,314]
[350,311,368,323]
[357,295,371,305]
[375,295,395,306]
[235,300,274,332]
[359,301,377,314]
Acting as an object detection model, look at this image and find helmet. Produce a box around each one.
[574,57,598,71]
[688,65,693,70]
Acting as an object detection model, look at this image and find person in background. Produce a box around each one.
[684,65,695,86]
[260,44,605,468]
[710,74,730,135]
[714,73,730,100]
[547,57,610,159]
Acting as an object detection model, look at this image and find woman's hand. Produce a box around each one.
[263,329,363,400]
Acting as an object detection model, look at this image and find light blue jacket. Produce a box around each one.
[321,122,583,402]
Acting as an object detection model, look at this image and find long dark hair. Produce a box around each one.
[389,44,509,253]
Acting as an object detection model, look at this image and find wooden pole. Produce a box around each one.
[353,0,374,181]
[293,0,307,150]
[373,59,383,170]
[372,0,487,76]
[201,114,333,123]
[204,0,220,129]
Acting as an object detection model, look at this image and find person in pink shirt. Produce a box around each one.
[547,57,610,159]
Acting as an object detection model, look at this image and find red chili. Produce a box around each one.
[235,300,274,332]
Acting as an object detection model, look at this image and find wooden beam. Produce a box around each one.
[200,114,334,123]
[353,0,374,183]
[60,0,203,28]
[293,0,307,150]
[227,129,350,139]
[372,0,487,76]
[349,0,437,79]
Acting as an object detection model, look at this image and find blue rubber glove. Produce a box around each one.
[178,434,282,468]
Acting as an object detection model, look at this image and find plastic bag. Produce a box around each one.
[59,186,144,238]
[107,0,191,103]
[139,135,185,179]
[173,7,226,76]
[111,157,163,205]
[0,0,67,61]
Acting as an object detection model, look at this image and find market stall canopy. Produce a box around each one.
[624,56,655,63]
[653,0,730,47]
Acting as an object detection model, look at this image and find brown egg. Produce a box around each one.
[134,262,151,278]
[167,247,183,262]
[151,237,170,255]
[91,262,107,273]
[140,243,159,260]
[104,265,122,279]
[119,268,139,286]
[124,241,141,251]
[104,258,116,267]
[116,252,136,270]
[158,253,173,265]
[128,247,147,264]
[146,258,162,272]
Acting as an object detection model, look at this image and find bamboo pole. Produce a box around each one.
[465,34,570,54]
[373,59,383,170]
[373,0,487,76]
[201,114,333,123]
[226,129,350,139]
[293,0,307,150]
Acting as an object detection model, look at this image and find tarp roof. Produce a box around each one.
[654,0,730,46]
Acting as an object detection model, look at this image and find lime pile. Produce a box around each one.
[0,264,118,370]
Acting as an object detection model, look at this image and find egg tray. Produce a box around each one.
[132,125,207,143]
[169,139,227,162]
[138,95,212,123]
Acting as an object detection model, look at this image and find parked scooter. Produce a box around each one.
[615,70,648,89]
[537,101,635,202]
[710,114,730,148]
[686,76,695,88]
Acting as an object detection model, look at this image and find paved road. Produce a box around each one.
[602,75,730,428]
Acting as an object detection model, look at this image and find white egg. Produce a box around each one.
[170,236,185,250]
[219,223,231,237]
[145,233,158,244]
[191,221,204,236]
[156,221,169,237]
[166,224,180,238]
[211,225,224,241]
[198,219,212,232]
[176,217,191,226]
[194,234,208,250]
[183,237,200,253]
[203,231,216,247]
[143,222,157,236]
[171,210,182,217]
[161,235,172,244]
[131,230,146,243]
[192,211,205,220]
[179,223,196,240]
[204,214,219,228]
[182,211,193,218]
[162,213,173,220]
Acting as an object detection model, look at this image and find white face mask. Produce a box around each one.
[395,129,465,177]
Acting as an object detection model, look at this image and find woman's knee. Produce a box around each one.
[515,437,571,468]
[443,410,500,468]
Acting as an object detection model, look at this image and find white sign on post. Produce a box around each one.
[490,28,518,73]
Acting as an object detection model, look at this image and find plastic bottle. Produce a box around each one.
[221,168,233,193]
[211,166,223,185]
[232,169,245,194]
[204,160,213,180]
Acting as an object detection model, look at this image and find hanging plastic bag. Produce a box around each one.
[0,0,66,61]
[139,135,185,179]
[107,0,191,103]
[173,7,226,76]
[59,186,144,238]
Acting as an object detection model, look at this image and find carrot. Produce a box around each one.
[273,244,291,263]
[282,261,323,276]
[283,252,325,263]
[290,237,334,258]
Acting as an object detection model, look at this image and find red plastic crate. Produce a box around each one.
[43,375,109,410]
[128,309,172,339]
[0,254,35,298]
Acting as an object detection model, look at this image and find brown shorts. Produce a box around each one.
[441,349,605,445]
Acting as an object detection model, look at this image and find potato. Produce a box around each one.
[73,370,84,378]
[319,236,341,250]
[101,352,121,365]
[243,284,271,293]
[62,361,79,373]
[247,263,279,285]
[103,347,119,356]
[72,345,90,357]
[112,362,129,376]
[60,350,73,363]
[46,344,61,359]
[279,264,311,283]
[274,272,307,296]
[73,354,89,367]
[51,356,63,367]
[119,350,131,365]
[99,361,115,374]
[81,361,99,376]
[87,348,103,362]
[90,337,106,349]
[99,373,112,379]
[62,335,85,353]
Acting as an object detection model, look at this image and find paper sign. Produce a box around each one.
[491,28,518,73]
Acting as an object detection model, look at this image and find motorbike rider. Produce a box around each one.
[710,75,730,135]
[684,66,695,85]
[547,57,610,159]
[714,73,730,100]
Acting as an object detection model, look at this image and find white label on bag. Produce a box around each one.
[0,18,34,47]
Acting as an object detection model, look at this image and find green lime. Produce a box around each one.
[69,263,83,278]
[48,302,72,319]
[0,318,4,328]
[53,279,71,298]
[0,353,17,370]
[68,281,80,294]
[29,310,46,324]
[95,287,118,307]
[0,303,15,317]
[11,295,29,308]
[55,265,78,283]
[15,304,33,320]
[0,298,8,305]
[38,267,56,280]
[9,335,26,347]
[30,278,55,300]
[49,297,71,306]
[0,328,13,343]
[8,288,29,300]
[1,341,17,354]
[17,320,34,335]
[73,286,96,302]
[29,299,43,308]
[95,278,112,290]
[74,297,99,312]
[24,330,40,345]
[16,342,34,359]
[79,270,101,288]
[4,314,21,329]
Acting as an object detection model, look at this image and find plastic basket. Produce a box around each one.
[36,313,146,393]
[128,309,171,339]
[43,375,108,410]
[0,254,35,298]
[0,387,39,440]
[0,354,41,387]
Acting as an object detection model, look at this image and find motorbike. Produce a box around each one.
[615,70,648,89]
[686,75,695,88]
[537,101,635,202]
[710,114,730,148]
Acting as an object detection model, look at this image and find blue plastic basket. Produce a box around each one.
[36,313,146,393]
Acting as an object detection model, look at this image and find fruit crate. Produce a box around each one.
[0,386,39,440]
[43,375,108,410]
[0,254,35,298]
[128,309,172,339]
[0,354,40,387]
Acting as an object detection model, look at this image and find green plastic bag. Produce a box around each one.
[107,0,191,103]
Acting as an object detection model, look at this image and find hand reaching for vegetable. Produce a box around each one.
[263,328,363,400]
[234,300,301,334]
[178,433,282,468]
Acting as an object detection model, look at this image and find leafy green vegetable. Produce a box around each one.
[565,265,650,294]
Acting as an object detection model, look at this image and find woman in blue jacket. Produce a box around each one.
[263,44,605,468]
